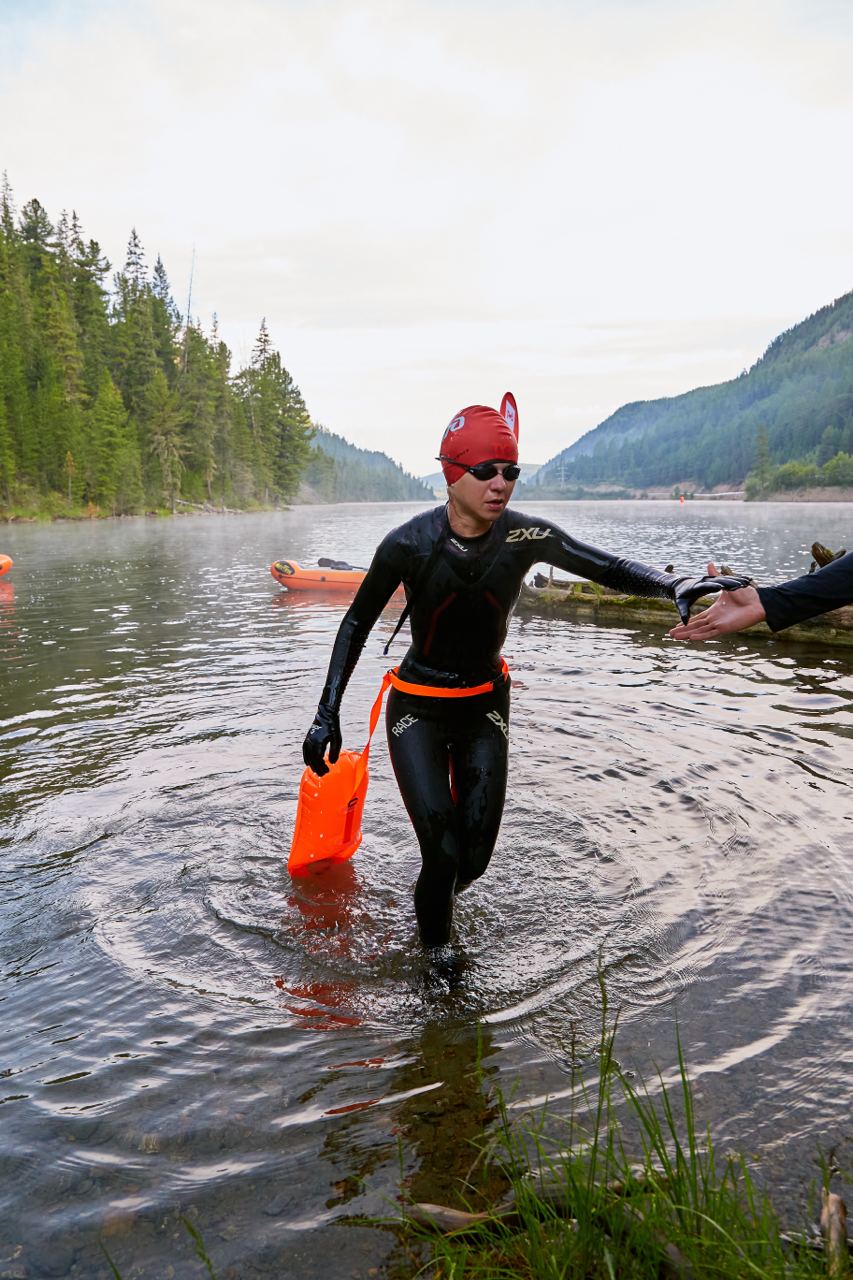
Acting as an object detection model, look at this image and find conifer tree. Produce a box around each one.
[0,397,14,502]
[209,328,239,507]
[270,356,314,501]
[0,189,31,481]
[112,231,159,412]
[176,323,218,501]
[86,368,141,513]
[18,198,54,285]
[233,319,314,504]
[23,219,85,490]
[754,425,772,490]
[144,369,183,510]
[151,255,179,383]
[69,220,111,402]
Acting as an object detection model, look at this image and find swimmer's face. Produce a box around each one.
[449,461,517,527]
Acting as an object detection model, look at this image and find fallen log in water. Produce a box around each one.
[516,579,853,646]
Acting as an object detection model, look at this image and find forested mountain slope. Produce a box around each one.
[534,290,853,493]
[301,427,433,502]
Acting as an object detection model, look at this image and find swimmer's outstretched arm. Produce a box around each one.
[537,525,751,624]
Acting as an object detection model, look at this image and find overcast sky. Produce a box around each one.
[2,0,853,474]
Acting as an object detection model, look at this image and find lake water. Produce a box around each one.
[1,501,851,1279]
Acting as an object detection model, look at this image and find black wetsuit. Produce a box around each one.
[757,553,853,631]
[307,505,725,945]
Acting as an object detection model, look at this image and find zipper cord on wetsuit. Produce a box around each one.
[383,517,449,656]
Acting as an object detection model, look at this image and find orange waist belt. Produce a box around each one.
[388,657,509,699]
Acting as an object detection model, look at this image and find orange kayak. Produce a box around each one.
[271,559,367,592]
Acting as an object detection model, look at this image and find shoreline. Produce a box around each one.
[4,490,853,524]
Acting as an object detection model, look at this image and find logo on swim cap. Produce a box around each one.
[442,415,465,441]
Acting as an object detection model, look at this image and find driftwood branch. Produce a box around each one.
[175,498,243,515]
[821,1189,850,1279]
[406,1199,519,1231]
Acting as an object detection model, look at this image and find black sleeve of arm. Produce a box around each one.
[757,553,853,632]
[541,525,680,600]
[318,533,405,712]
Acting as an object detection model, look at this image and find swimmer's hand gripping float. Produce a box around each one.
[303,704,342,777]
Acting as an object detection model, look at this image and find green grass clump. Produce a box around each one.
[408,995,829,1280]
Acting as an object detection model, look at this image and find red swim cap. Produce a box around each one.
[438,392,520,484]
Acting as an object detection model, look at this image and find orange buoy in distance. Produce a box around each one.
[0,555,12,577]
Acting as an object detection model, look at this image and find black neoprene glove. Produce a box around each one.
[671,574,753,625]
[302,704,342,777]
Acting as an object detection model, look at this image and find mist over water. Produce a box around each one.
[1,502,851,1278]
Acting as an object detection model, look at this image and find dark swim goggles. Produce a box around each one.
[436,457,521,482]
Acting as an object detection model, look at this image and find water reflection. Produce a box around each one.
[0,580,17,662]
[394,1018,504,1210]
[278,862,366,1030]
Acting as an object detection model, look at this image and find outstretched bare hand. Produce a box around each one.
[669,563,766,640]
[671,567,754,624]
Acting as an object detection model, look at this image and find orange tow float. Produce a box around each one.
[0,555,12,578]
[289,673,392,875]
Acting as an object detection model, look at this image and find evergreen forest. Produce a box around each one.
[0,179,425,519]
[533,289,853,497]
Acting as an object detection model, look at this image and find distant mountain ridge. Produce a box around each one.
[300,426,434,503]
[533,289,853,494]
[420,462,543,496]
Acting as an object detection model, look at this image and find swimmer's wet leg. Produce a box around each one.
[451,709,509,890]
[387,686,510,945]
[387,692,460,946]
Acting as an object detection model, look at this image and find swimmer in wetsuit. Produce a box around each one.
[303,395,749,948]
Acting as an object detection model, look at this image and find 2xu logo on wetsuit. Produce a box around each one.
[486,710,509,740]
[506,527,550,542]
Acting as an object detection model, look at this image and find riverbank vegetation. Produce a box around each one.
[403,1007,846,1280]
[532,289,853,498]
[745,428,853,498]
